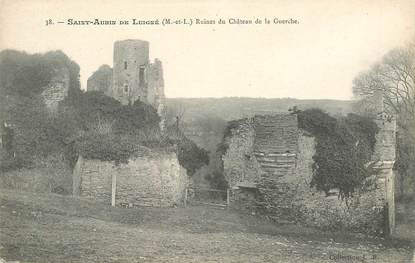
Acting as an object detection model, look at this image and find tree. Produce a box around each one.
[165,102,186,129]
[352,43,415,197]
[353,43,414,129]
[177,137,209,177]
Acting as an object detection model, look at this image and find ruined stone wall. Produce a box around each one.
[41,66,70,111]
[224,114,392,234]
[255,151,297,219]
[223,118,262,189]
[87,64,113,95]
[288,133,386,233]
[73,150,188,207]
[147,59,166,131]
[253,115,299,217]
[147,59,164,109]
[246,131,386,233]
[253,114,298,154]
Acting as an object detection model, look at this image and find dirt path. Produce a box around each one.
[0,189,413,263]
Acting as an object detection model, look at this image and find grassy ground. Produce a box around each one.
[0,188,413,263]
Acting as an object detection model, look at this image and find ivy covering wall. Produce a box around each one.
[297,109,379,199]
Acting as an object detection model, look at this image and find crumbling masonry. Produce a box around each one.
[223,113,396,234]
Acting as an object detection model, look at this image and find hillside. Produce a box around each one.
[0,189,413,263]
[165,97,353,123]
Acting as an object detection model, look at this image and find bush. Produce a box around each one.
[77,133,140,165]
[67,92,163,164]
[205,170,228,190]
[113,100,160,135]
[177,136,210,176]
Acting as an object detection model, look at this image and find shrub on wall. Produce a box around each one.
[297,109,379,199]
[68,91,163,164]
[76,133,139,165]
[66,90,121,131]
[113,100,160,135]
[65,91,160,133]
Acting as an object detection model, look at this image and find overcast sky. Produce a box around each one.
[1,0,414,99]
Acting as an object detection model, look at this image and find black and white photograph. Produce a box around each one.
[0,0,414,262]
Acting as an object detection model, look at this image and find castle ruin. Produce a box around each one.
[223,112,396,235]
[88,39,165,128]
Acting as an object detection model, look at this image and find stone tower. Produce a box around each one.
[112,39,150,105]
[109,39,165,129]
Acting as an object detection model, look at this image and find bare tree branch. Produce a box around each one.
[352,43,415,134]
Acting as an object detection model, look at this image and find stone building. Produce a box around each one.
[223,113,396,234]
[86,64,112,95]
[87,39,165,129]
[72,148,188,207]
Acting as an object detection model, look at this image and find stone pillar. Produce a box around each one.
[386,164,395,234]
[372,97,396,235]
[373,161,396,235]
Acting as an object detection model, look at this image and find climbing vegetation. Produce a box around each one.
[297,109,379,199]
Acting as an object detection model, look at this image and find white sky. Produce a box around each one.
[0,0,414,99]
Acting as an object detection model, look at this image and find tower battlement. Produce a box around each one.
[111,39,163,108]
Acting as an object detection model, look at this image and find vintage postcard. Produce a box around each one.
[0,0,414,262]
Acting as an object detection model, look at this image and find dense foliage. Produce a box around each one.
[1,94,81,171]
[166,125,210,177]
[65,91,162,164]
[0,50,81,171]
[66,91,161,134]
[0,50,80,98]
[76,133,140,165]
[297,109,379,199]
[177,136,210,177]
